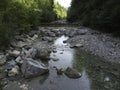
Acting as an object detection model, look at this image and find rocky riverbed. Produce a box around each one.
[0,26,120,90]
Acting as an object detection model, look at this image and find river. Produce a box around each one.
[2,35,120,90]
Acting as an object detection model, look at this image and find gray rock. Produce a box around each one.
[70,44,83,48]
[77,29,87,35]
[0,55,6,65]
[8,50,20,58]
[6,60,17,71]
[63,40,67,43]
[51,57,59,61]
[15,56,23,65]
[35,48,51,60]
[8,65,19,77]
[11,41,27,48]
[64,67,81,79]
[31,34,38,40]
[42,37,53,42]
[20,48,37,59]
[29,31,38,37]
[52,49,57,53]
[68,30,77,37]
[21,58,49,78]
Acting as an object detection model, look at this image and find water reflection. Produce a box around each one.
[73,49,120,90]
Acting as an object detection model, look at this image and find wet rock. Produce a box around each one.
[0,55,6,65]
[52,49,57,53]
[21,58,49,78]
[53,66,64,75]
[63,40,67,43]
[56,68,64,75]
[51,57,59,61]
[64,67,81,79]
[35,48,51,60]
[70,44,83,48]
[60,52,63,54]
[8,65,19,77]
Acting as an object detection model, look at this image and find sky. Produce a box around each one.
[55,0,72,8]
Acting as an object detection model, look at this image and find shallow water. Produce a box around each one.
[3,36,120,90]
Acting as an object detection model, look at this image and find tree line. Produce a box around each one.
[0,0,67,48]
[67,0,120,35]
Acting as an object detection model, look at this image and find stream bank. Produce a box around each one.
[0,26,120,90]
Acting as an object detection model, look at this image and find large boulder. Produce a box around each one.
[64,67,82,79]
[21,58,49,78]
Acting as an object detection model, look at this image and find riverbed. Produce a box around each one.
[2,35,120,90]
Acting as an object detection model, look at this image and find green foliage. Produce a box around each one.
[67,0,120,34]
[0,0,67,48]
[53,1,67,19]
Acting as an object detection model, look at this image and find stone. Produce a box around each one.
[8,50,20,58]
[8,65,19,77]
[20,48,37,59]
[63,40,67,43]
[64,67,81,79]
[42,37,53,42]
[68,30,77,37]
[0,55,6,65]
[21,58,49,78]
[31,34,38,40]
[56,68,64,75]
[70,44,83,48]
[29,31,38,37]
[11,41,27,48]
[77,29,88,35]
[53,49,57,53]
[6,60,17,71]
[51,57,59,61]
[15,56,23,65]
[35,48,51,60]
[20,84,28,90]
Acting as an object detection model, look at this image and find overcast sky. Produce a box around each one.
[55,0,72,8]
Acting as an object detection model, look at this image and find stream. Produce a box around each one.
[2,35,120,90]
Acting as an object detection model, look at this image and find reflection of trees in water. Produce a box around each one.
[73,49,120,90]
[86,59,120,90]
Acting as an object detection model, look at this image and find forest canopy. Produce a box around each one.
[0,0,67,47]
[67,0,120,33]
